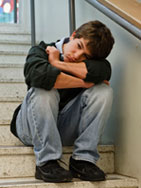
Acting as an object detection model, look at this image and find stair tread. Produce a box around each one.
[0,145,114,178]
[0,145,114,155]
[0,57,26,67]
[0,174,138,188]
[0,40,31,45]
[0,50,27,55]
[0,63,24,68]
[0,30,31,35]
[0,79,24,83]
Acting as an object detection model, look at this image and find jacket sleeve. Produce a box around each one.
[24,41,61,90]
[83,59,112,84]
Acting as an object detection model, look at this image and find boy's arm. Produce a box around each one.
[46,46,88,79]
[24,42,93,90]
[47,46,111,84]
[83,59,111,84]
[54,72,94,89]
[24,44,61,90]
[53,61,110,86]
[50,60,87,79]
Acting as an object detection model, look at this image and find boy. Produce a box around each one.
[10,20,114,183]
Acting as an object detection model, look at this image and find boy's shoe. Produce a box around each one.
[69,156,106,181]
[35,160,73,183]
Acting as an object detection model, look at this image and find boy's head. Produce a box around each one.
[63,20,114,62]
[74,20,114,59]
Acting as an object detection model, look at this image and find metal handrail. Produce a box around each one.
[85,0,141,40]
[30,0,141,46]
[30,0,36,46]
[68,0,76,35]
[14,0,17,23]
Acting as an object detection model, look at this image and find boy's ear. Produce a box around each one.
[70,31,76,40]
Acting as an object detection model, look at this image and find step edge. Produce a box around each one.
[0,174,138,188]
[0,145,115,155]
[0,64,24,68]
[0,79,24,83]
[0,51,27,55]
[0,40,31,45]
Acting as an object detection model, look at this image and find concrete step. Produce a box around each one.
[0,145,114,178]
[0,55,26,65]
[0,83,26,128]
[0,43,31,53]
[0,50,27,56]
[0,125,23,146]
[0,25,30,34]
[0,33,31,43]
[0,83,26,101]
[0,65,24,82]
[0,175,138,188]
[0,102,20,124]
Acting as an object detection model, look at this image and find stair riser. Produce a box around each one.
[0,34,31,43]
[0,43,31,53]
[0,55,26,65]
[0,51,27,56]
[0,67,24,81]
[0,83,26,101]
[0,102,20,124]
[0,148,114,178]
[0,125,24,146]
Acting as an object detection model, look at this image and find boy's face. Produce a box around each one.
[63,35,92,62]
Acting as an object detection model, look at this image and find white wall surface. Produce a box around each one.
[74,2,141,186]
[35,0,70,42]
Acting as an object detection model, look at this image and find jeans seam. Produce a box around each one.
[30,95,44,155]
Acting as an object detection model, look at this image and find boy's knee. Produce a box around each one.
[96,84,113,104]
[34,88,60,101]
[95,84,113,111]
[29,88,60,110]
[98,84,113,101]
[82,84,113,108]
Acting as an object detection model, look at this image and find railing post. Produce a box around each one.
[14,0,17,23]
[30,0,36,46]
[68,0,76,35]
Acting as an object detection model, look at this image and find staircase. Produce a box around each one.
[0,31,139,188]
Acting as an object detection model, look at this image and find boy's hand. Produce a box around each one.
[46,46,60,66]
[83,82,94,88]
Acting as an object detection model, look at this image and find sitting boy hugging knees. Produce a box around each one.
[10,20,114,183]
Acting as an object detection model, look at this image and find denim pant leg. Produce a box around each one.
[58,83,113,164]
[16,87,62,166]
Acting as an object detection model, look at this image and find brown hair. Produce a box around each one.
[74,20,115,59]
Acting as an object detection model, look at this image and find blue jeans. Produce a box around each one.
[16,83,113,166]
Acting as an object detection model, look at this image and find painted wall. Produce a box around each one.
[34,0,69,42]
[22,0,141,186]
[75,2,141,186]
